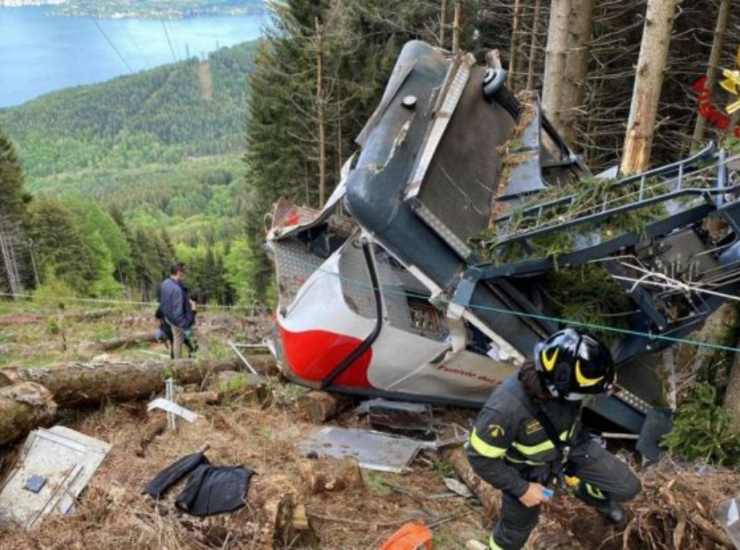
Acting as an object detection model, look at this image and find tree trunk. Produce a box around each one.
[723,309,740,428]
[443,446,501,521]
[0,382,57,445]
[7,358,241,408]
[542,0,570,132]
[560,0,593,145]
[691,0,730,150]
[724,341,740,429]
[315,17,326,207]
[452,1,462,54]
[525,0,542,90]
[508,0,522,88]
[620,0,678,175]
[439,0,447,48]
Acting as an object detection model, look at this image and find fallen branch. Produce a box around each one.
[135,415,168,457]
[443,446,501,520]
[307,512,426,529]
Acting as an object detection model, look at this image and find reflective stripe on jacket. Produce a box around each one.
[466,375,580,497]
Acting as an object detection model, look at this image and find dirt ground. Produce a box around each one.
[0,301,738,549]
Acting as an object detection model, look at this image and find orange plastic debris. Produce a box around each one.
[380,521,433,550]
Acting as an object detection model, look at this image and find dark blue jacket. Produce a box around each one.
[159,278,195,330]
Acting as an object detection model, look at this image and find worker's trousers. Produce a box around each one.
[490,439,641,550]
[167,320,185,359]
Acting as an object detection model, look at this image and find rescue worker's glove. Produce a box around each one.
[533,328,615,401]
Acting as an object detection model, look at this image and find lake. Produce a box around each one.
[0,6,266,108]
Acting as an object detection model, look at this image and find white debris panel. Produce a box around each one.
[0,426,111,529]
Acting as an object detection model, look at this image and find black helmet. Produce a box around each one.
[533,328,615,399]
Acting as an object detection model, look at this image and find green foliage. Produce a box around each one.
[727,137,740,154]
[364,471,392,496]
[542,265,634,343]
[218,373,253,394]
[663,383,740,465]
[26,198,98,294]
[33,273,78,310]
[481,176,671,265]
[431,458,455,479]
[224,239,257,305]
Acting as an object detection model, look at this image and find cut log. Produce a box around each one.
[89,332,157,352]
[214,371,270,403]
[0,371,13,388]
[0,313,45,327]
[7,358,241,408]
[66,308,117,322]
[300,390,350,424]
[443,446,501,521]
[245,474,315,549]
[0,382,57,445]
[242,353,279,376]
[298,457,365,494]
[179,391,220,407]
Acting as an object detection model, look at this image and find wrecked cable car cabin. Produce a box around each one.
[266,40,740,438]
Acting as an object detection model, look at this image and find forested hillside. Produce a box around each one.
[0,41,256,178]
[0,41,258,306]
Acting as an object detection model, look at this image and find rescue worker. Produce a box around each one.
[467,328,641,549]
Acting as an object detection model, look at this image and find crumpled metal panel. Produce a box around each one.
[296,427,424,473]
[0,426,111,529]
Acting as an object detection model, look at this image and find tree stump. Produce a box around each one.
[245,474,315,548]
[300,390,349,424]
[298,457,365,494]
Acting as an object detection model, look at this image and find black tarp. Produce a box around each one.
[175,464,254,516]
[143,450,208,499]
[144,450,254,517]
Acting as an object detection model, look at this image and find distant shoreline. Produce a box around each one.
[0,1,265,20]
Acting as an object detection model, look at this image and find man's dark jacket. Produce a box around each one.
[159,278,195,330]
[466,376,581,497]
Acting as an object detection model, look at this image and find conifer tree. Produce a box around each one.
[25,199,98,295]
[0,128,28,221]
[0,128,29,295]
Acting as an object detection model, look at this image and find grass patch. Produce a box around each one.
[364,471,393,496]
[431,457,455,479]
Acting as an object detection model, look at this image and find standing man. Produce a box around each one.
[467,329,641,549]
[158,262,196,359]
